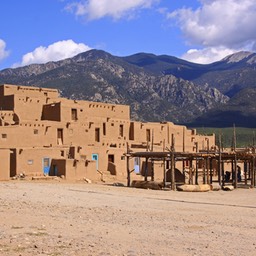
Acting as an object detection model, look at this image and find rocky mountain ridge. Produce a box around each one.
[0,49,255,127]
[0,50,228,124]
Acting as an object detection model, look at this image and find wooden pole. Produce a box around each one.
[221,161,225,187]
[151,160,154,181]
[163,159,166,188]
[203,158,206,184]
[126,143,130,187]
[206,138,210,184]
[171,134,176,190]
[231,159,234,184]
[244,161,248,185]
[171,152,176,190]
[251,157,255,188]
[182,127,185,179]
[206,157,210,184]
[210,158,213,184]
[253,157,255,188]
[195,158,198,185]
[144,157,148,181]
[233,124,238,188]
[195,142,198,185]
[189,158,193,185]
[162,139,167,187]
[234,154,238,188]
[249,160,251,180]
[151,130,154,181]
[218,133,222,186]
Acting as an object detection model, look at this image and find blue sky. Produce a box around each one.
[1,0,256,70]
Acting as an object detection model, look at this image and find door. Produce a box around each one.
[57,129,63,145]
[92,154,99,171]
[43,158,51,175]
[53,165,58,176]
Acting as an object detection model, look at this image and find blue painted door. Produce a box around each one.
[134,157,140,174]
[43,158,51,175]
[92,154,99,171]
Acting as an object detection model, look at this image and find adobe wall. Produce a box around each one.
[129,121,214,153]
[0,111,18,126]
[0,122,59,148]
[13,95,47,121]
[80,145,127,177]
[0,149,10,180]
[0,84,217,182]
[56,98,130,121]
[64,159,100,181]
[15,147,68,177]
[0,84,59,98]
[0,84,59,122]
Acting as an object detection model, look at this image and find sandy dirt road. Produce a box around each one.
[0,181,256,256]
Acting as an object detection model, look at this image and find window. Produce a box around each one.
[71,108,78,121]
[129,122,134,140]
[119,124,124,137]
[95,128,100,142]
[103,123,106,136]
[108,154,115,163]
[2,134,7,139]
[27,160,33,165]
[57,129,63,145]
[146,129,151,142]
[34,129,39,135]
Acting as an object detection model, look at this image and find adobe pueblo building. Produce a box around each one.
[0,84,216,184]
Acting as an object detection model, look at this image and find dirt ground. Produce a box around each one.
[0,180,256,256]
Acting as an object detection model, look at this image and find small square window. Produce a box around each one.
[34,129,39,135]
[2,134,7,139]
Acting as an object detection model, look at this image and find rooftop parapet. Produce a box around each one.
[0,84,59,98]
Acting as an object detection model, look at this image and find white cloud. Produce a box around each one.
[14,40,91,67]
[0,39,10,61]
[169,0,256,63]
[66,0,159,20]
[181,47,238,64]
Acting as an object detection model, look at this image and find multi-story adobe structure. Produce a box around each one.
[0,84,215,182]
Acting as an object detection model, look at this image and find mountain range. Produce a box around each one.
[0,50,256,127]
